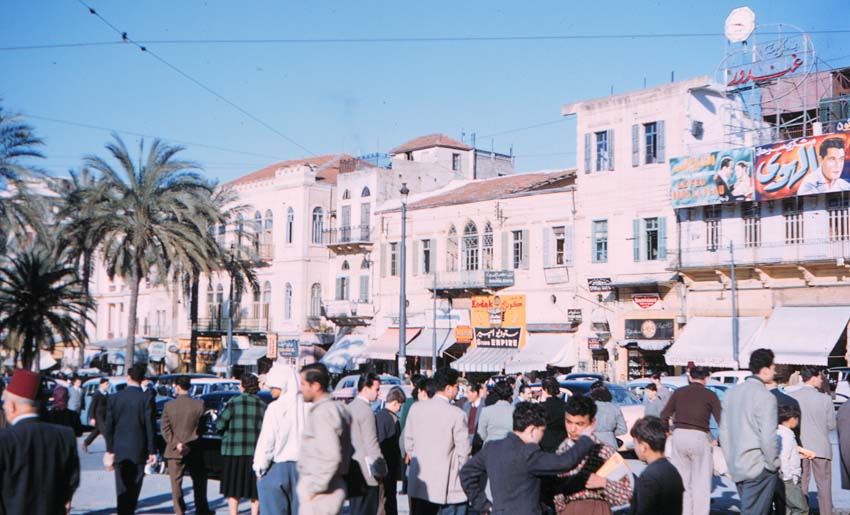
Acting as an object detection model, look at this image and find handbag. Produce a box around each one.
[712,444,729,477]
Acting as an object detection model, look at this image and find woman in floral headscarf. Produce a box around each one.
[44,385,83,436]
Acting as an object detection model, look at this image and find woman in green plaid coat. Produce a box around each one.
[216,374,267,515]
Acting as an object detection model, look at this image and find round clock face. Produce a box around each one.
[641,320,658,339]
[725,7,755,43]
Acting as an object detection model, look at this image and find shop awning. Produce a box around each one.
[356,328,421,363]
[406,328,456,357]
[505,333,576,373]
[665,317,764,368]
[618,339,673,351]
[752,306,850,366]
[321,335,369,374]
[212,346,268,371]
[451,347,518,373]
[91,337,146,350]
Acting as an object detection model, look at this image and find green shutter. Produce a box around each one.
[502,232,510,269]
[631,124,640,167]
[607,129,615,170]
[521,229,530,270]
[658,216,667,259]
[656,120,665,163]
[633,219,641,262]
[412,240,420,276]
[380,244,387,278]
[584,133,592,173]
[542,227,550,268]
[565,225,574,266]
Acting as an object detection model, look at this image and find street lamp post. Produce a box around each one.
[227,244,235,378]
[398,183,409,381]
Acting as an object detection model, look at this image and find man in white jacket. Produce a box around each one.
[254,363,305,515]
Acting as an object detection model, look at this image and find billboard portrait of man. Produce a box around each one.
[798,137,850,194]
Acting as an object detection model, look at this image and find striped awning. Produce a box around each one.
[451,347,518,373]
[505,333,576,373]
[406,328,456,357]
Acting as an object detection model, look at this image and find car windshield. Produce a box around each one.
[705,385,727,400]
[609,385,641,406]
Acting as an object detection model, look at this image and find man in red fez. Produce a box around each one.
[0,368,80,514]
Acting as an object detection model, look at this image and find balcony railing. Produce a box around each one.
[429,269,515,293]
[323,300,375,326]
[142,324,170,338]
[196,317,271,333]
[674,238,850,269]
[324,225,372,245]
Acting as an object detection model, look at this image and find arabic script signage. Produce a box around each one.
[723,34,812,92]
[473,327,522,348]
[587,277,613,292]
[471,294,526,349]
[754,133,850,200]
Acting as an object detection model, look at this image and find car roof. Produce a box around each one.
[191,378,238,384]
[84,376,127,386]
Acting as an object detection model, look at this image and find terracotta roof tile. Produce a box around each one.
[390,133,472,154]
[227,154,378,187]
[396,170,575,212]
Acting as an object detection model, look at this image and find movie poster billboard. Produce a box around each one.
[470,294,526,349]
[670,147,754,208]
[754,133,850,200]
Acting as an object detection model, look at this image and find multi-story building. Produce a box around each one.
[564,76,765,381]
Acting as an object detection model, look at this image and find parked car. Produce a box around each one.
[557,372,609,382]
[331,374,412,405]
[79,376,128,425]
[151,373,216,396]
[154,390,274,479]
[709,370,750,385]
[828,367,850,407]
[626,377,728,439]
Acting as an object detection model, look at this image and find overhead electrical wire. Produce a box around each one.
[72,0,314,156]
[4,28,850,51]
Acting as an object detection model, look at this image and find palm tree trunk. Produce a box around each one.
[189,275,199,373]
[22,334,34,371]
[125,267,142,369]
[78,252,93,369]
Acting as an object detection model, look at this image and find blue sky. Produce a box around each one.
[1,1,847,182]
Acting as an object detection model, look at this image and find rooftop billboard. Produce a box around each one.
[754,133,850,200]
[670,147,754,209]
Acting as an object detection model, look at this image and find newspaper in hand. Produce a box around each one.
[595,452,629,481]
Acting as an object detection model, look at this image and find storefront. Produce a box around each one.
[620,318,674,380]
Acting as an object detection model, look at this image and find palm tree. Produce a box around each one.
[0,104,47,248]
[54,168,110,367]
[84,135,216,367]
[0,245,94,371]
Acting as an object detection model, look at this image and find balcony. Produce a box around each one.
[323,225,372,255]
[674,238,850,270]
[322,300,376,326]
[142,324,170,338]
[427,269,515,296]
[195,317,271,335]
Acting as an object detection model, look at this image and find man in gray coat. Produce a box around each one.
[347,373,387,515]
[789,365,837,515]
[404,368,470,515]
[297,363,353,515]
[719,348,779,515]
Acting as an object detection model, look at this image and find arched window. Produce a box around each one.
[263,209,273,244]
[446,225,458,272]
[286,207,294,244]
[251,284,261,319]
[483,222,494,270]
[342,260,350,271]
[361,186,371,197]
[342,189,351,200]
[462,221,479,271]
[310,283,322,318]
[236,214,244,244]
[261,281,271,320]
[206,282,215,317]
[214,284,224,319]
[284,283,293,320]
[361,258,370,269]
[312,207,324,244]
[217,223,226,245]
[253,211,262,252]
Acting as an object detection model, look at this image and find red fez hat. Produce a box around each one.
[6,369,40,401]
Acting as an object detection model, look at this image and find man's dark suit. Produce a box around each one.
[160,394,209,515]
[0,416,81,514]
[84,388,108,446]
[460,432,595,515]
[104,385,155,515]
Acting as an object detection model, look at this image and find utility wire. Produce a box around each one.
[5,28,850,50]
[73,0,314,156]
[27,113,285,160]
[478,118,571,139]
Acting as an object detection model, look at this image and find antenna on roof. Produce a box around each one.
[671,70,675,82]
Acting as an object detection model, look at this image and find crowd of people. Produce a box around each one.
[0,347,849,514]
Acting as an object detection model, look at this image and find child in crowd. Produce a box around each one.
[376,387,407,515]
[642,384,665,418]
[629,416,684,515]
[777,404,809,515]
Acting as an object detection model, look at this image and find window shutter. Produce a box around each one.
[591,222,598,263]
[380,244,387,278]
[429,239,437,272]
[656,120,665,163]
[542,227,551,268]
[360,275,369,302]
[633,219,641,262]
[521,229,530,269]
[565,225,574,266]
[658,216,667,259]
[631,124,639,167]
[335,278,342,300]
[412,240,420,276]
[583,133,592,173]
[607,129,615,170]
[501,232,510,269]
